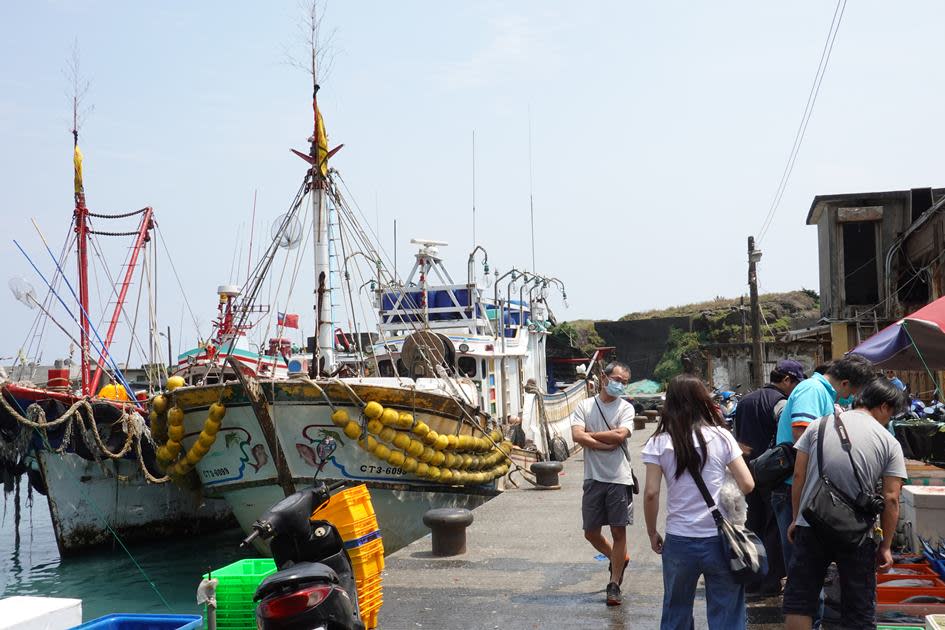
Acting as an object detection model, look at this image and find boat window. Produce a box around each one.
[378,359,395,377]
[457,356,477,378]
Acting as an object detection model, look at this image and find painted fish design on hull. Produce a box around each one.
[249,444,268,472]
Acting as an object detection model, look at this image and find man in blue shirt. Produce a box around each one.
[886,370,907,391]
[771,354,876,571]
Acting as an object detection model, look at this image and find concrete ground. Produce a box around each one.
[378,427,783,629]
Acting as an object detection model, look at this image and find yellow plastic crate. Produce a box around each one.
[312,484,375,526]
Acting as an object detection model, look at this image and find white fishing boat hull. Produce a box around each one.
[171,378,531,553]
[37,451,233,555]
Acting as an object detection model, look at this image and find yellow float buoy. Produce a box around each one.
[358,435,378,452]
[431,451,446,467]
[373,443,391,461]
[379,427,397,444]
[411,421,430,437]
[433,434,449,451]
[167,407,184,426]
[208,403,226,422]
[331,409,350,427]
[418,447,435,463]
[392,432,411,451]
[204,419,221,436]
[366,419,383,435]
[166,375,186,391]
[415,462,429,477]
[167,424,185,442]
[402,456,419,473]
[387,450,405,467]
[422,430,439,445]
[406,439,424,458]
[364,401,384,419]
[446,435,458,450]
[151,395,168,415]
[343,421,362,440]
[396,412,414,429]
[165,441,182,458]
[381,408,399,426]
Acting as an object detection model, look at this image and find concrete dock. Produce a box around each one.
[379,428,782,629]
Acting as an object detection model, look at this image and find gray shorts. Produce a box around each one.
[582,479,634,530]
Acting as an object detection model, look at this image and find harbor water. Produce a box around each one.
[0,489,254,621]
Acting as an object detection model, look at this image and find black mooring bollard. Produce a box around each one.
[530,461,563,489]
[423,508,474,556]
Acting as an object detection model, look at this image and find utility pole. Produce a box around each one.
[748,236,764,389]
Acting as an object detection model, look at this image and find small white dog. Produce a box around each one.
[717,470,748,525]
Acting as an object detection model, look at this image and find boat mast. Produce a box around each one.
[310,33,334,376]
[72,93,92,396]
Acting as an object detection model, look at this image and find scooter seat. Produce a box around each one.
[255,562,341,600]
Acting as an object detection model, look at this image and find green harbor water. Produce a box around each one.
[0,490,255,622]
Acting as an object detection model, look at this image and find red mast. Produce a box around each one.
[73,128,92,397]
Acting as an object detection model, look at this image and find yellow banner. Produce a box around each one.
[316,108,328,177]
[73,144,84,195]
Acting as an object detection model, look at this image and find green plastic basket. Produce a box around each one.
[202,558,277,630]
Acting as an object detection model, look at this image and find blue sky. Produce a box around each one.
[2,1,945,366]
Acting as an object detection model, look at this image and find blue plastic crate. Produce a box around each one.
[74,614,202,630]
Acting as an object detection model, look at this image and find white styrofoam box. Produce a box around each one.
[0,596,82,630]
[903,486,945,553]
[927,613,945,629]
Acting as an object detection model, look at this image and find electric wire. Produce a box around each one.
[758,0,847,242]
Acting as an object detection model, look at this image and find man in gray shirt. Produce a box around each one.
[783,378,907,630]
[571,361,635,606]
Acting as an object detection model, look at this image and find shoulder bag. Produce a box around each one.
[594,398,639,494]
[800,414,880,547]
[690,461,769,584]
[749,442,796,491]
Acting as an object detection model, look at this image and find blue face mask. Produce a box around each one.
[605,380,625,397]
[837,395,854,407]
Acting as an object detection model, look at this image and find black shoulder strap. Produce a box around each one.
[688,461,725,526]
[815,414,868,494]
[834,414,869,494]
[595,397,632,465]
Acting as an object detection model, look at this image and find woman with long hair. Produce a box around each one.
[642,374,754,629]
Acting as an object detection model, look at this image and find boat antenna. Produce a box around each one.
[472,129,476,248]
[246,189,257,283]
[528,105,536,273]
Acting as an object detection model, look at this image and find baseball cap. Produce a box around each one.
[776,359,807,382]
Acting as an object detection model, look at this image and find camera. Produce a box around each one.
[853,491,885,517]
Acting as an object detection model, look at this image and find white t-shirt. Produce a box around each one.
[641,425,741,538]
[570,395,635,485]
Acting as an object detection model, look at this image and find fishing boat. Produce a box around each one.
[0,113,231,554]
[151,64,597,553]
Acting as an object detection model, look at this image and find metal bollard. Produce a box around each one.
[423,508,474,557]
[633,415,647,430]
[644,410,659,424]
[530,461,563,489]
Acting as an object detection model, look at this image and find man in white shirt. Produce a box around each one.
[570,361,636,606]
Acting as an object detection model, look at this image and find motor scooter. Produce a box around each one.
[240,437,366,630]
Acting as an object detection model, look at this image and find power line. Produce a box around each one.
[758,0,847,242]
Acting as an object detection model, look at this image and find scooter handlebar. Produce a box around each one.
[239,529,260,548]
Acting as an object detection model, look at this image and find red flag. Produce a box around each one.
[278,312,299,329]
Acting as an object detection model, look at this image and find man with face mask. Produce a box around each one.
[571,361,636,606]
[770,354,876,582]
